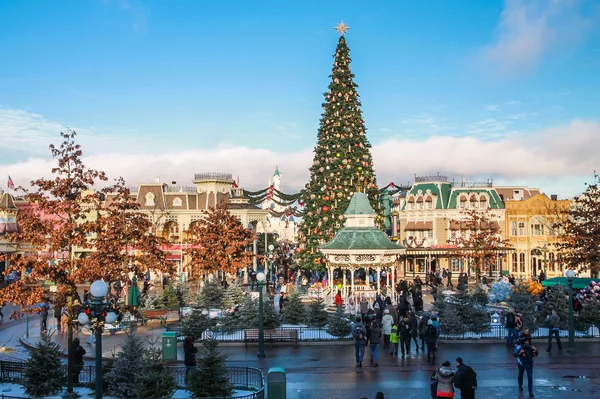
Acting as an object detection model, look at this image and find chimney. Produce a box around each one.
[551,194,558,201]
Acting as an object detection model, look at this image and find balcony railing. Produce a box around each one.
[194,173,233,181]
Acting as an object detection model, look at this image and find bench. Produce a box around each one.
[0,361,25,382]
[140,309,180,326]
[244,329,298,348]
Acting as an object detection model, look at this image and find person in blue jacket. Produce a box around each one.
[513,338,538,397]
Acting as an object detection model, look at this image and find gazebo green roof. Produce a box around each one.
[321,192,404,252]
[344,192,376,215]
[321,226,404,250]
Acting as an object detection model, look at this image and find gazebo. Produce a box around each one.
[320,192,405,305]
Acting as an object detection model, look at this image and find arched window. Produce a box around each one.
[512,253,518,272]
[173,198,183,207]
[145,192,155,206]
[518,222,525,236]
[549,253,555,272]
[511,221,517,236]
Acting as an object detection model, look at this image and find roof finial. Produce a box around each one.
[335,21,350,35]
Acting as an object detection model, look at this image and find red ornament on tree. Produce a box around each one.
[323,206,329,212]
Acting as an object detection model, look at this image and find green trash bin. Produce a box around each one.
[267,367,286,399]
[162,331,177,360]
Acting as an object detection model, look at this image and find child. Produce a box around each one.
[389,322,399,356]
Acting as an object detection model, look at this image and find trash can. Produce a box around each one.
[267,367,286,399]
[162,331,177,360]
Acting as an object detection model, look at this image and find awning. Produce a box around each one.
[404,222,416,231]
[414,221,433,230]
[165,254,183,261]
[541,277,600,290]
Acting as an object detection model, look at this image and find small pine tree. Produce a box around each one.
[508,284,539,330]
[197,280,224,310]
[188,339,233,398]
[541,286,569,329]
[221,281,244,310]
[107,334,145,398]
[577,298,600,330]
[307,297,329,327]
[134,345,177,399]
[23,333,65,397]
[282,292,307,325]
[181,309,213,340]
[161,284,181,309]
[174,281,193,307]
[220,297,280,332]
[326,307,352,337]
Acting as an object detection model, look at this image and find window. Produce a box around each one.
[512,253,518,272]
[549,253,555,272]
[518,222,525,236]
[519,253,525,273]
[173,198,183,207]
[511,221,517,236]
[427,230,433,239]
[531,224,544,236]
[145,192,155,206]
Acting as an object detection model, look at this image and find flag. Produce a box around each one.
[7,176,14,190]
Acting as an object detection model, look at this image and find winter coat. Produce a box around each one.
[546,314,560,329]
[409,315,419,338]
[387,305,399,325]
[381,314,394,335]
[184,339,198,367]
[352,322,367,343]
[368,326,382,345]
[425,325,438,344]
[418,319,428,338]
[399,320,412,340]
[435,366,455,398]
[454,364,477,391]
[514,343,538,368]
[389,325,399,344]
[335,294,343,307]
[360,300,369,315]
[506,313,516,328]
[71,343,86,366]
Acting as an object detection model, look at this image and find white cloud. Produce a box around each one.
[0,107,597,198]
[485,104,501,112]
[480,0,593,75]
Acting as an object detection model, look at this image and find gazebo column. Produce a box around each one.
[391,264,396,302]
[351,265,355,301]
[376,265,381,294]
[342,266,347,299]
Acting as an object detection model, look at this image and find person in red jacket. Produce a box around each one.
[335,290,343,308]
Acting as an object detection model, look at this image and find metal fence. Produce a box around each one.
[0,361,264,398]
[439,324,600,340]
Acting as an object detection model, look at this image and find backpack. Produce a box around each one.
[354,326,365,342]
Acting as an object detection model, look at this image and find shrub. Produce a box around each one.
[24,333,65,397]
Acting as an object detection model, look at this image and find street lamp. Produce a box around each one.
[565,269,577,354]
[256,271,266,359]
[268,244,275,285]
[78,280,118,399]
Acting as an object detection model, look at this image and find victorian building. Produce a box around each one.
[256,166,297,242]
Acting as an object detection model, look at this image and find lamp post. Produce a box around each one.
[77,280,119,399]
[565,269,577,354]
[256,271,266,359]
[268,244,275,285]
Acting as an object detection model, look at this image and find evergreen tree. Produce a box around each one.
[508,284,539,330]
[197,280,224,310]
[282,292,307,325]
[576,297,600,330]
[23,333,65,397]
[174,281,192,307]
[220,297,280,332]
[181,309,213,340]
[298,24,380,269]
[134,345,177,399]
[188,339,233,398]
[307,297,329,327]
[326,307,352,337]
[221,281,245,310]
[160,284,181,309]
[433,291,489,334]
[541,286,569,329]
[107,334,145,398]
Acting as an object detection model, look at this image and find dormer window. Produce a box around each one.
[145,192,155,206]
[173,198,183,207]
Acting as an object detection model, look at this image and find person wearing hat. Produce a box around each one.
[381,308,394,349]
[425,319,438,363]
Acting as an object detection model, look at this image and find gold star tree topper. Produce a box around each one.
[335,21,350,35]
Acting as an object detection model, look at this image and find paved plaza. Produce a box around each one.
[1,312,599,399]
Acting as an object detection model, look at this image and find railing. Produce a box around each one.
[166,325,354,342]
[0,361,264,397]
[194,173,233,181]
[440,324,600,340]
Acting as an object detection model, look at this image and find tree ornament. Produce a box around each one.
[322,206,329,212]
[336,153,341,157]
[358,166,363,171]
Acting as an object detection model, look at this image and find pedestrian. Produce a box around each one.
[373,302,382,325]
[359,295,369,322]
[419,315,429,351]
[61,307,69,334]
[447,269,453,288]
[515,312,524,336]
[399,315,412,358]
[373,392,384,399]
[425,320,438,363]
[184,336,198,381]
[0,301,4,321]
[352,316,367,367]
[518,328,532,345]
[70,337,86,384]
[368,320,381,367]
[39,302,49,333]
[514,338,538,397]
[381,309,393,349]
[453,357,477,399]
[409,312,419,351]
[435,360,455,398]
[505,309,518,347]
[335,290,343,309]
[53,304,62,333]
[545,310,562,352]
[389,322,399,356]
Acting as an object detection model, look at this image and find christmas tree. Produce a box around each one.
[197,280,224,310]
[307,297,329,327]
[188,339,233,398]
[107,334,145,398]
[282,292,307,325]
[23,333,65,397]
[298,22,380,269]
[134,344,177,398]
[541,286,569,329]
[508,284,539,331]
[221,281,245,310]
[181,309,214,340]
[160,284,181,309]
[221,296,281,332]
[326,307,352,337]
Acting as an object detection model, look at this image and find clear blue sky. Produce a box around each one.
[1,0,599,196]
